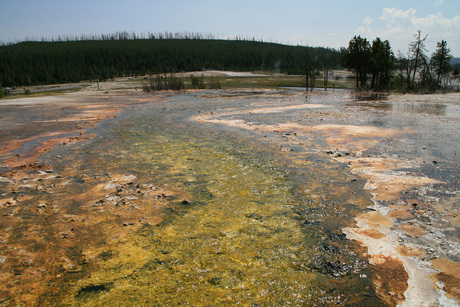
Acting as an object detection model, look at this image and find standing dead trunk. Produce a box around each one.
[305,46,309,93]
[324,60,329,91]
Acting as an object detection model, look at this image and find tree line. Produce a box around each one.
[340,30,456,92]
[0,31,277,47]
[0,37,341,87]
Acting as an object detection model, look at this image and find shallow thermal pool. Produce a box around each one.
[47,90,382,305]
[4,89,459,305]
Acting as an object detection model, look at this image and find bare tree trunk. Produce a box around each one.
[324,60,329,91]
[436,47,445,86]
[409,30,428,90]
[305,46,309,93]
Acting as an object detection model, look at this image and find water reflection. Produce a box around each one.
[370,118,386,127]
[396,103,447,116]
[349,94,449,116]
[352,92,388,102]
[353,101,393,110]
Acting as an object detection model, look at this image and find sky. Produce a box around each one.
[1,0,459,56]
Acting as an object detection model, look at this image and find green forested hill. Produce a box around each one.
[0,39,340,86]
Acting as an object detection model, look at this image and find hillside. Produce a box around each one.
[0,39,340,87]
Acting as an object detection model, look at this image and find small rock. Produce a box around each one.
[22,259,33,266]
[91,200,105,207]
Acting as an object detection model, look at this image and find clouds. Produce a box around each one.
[357,17,374,34]
[356,7,460,54]
[380,7,460,34]
[413,12,460,34]
[380,8,417,26]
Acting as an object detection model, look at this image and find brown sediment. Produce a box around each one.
[434,195,460,228]
[308,124,413,138]
[344,215,414,305]
[0,101,121,169]
[370,255,409,306]
[2,132,95,168]
[0,132,64,156]
[358,211,394,227]
[353,228,386,239]
[388,208,415,221]
[436,273,460,300]
[358,168,439,202]
[397,246,425,258]
[398,224,427,237]
[431,258,460,301]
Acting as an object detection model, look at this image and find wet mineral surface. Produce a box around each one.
[0,87,459,305]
